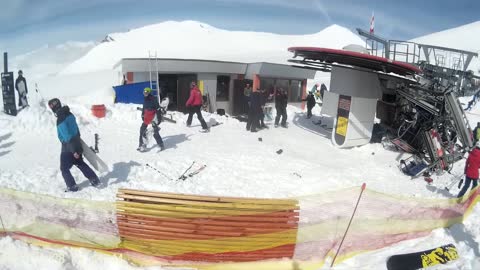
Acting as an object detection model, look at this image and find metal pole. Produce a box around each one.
[3,52,7,73]
[331,183,366,267]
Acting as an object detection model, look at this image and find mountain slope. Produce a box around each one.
[411,21,480,73]
[60,20,364,74]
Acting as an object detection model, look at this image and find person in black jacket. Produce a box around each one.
[246,90,263,132]
[303,91,316,119]
[138,87,164,152]
[48,98,99,192]
[274,88,288,128]
[15,70,29,108]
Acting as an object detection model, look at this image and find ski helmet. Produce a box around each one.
[143,87,152,94]
[48,98,62,113]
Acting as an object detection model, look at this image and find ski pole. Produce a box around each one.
[146,163,173,181]
[178,161,195,180]
[445,175,463,191]
[331,183,366,267]
[0,214,7,236]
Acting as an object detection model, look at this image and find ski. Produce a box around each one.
[178,161,196,180]
[179,164,207,180]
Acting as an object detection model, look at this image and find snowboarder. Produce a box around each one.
[246,89,263,132]
[458,141,480,198]
[274,88,288,128]
[303,91,316,119]
[15,70,29,108]
[186,81,209,131]
[138,87,165,152]
[473,122,480,144]
[48,98,100,192]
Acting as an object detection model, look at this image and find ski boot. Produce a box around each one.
[159,143,165,151]
[137,144,146,152]
[274,123,279,128]
[65,184,79,192]
[89,177,101,187]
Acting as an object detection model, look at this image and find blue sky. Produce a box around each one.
[1,0,479,55]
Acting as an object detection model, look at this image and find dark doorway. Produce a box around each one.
[158,74,178,111]
[233,79,252,116]
[177,74,197,113]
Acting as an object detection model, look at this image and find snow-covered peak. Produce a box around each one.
[60,20,364,74]
[411,21,480,73]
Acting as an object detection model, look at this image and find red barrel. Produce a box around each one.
[91,104,106,118]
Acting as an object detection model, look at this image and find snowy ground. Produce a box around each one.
[1,19,480,270]
[1,90,480,269]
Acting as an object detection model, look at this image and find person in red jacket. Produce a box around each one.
[186,81,208,131]
[458,142,480,198]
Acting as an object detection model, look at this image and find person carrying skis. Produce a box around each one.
[48,98,100,192]
[458,141,480,198]
[186,81,209,132]
[15,70,29,108]
[138,87,165,152]
[274,88,288,128]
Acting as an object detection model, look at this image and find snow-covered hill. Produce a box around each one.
[411,21,480,74]
[9,41,95,81]
[60,20,365,74]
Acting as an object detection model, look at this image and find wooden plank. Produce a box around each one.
[117,216,294,235]
[117,214,298,229]
[117,199,299,213]
[117,194,299,211]
[118,189,297,205]
[118,224,296,241]
[117,207,299,222]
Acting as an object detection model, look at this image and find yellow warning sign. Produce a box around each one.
[336,116,348,137]
[198,80,204,95]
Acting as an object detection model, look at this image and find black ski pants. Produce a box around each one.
[186,106,208,129]
[275,106,287,125]
[139,122,163,147]
[60,152,97,189]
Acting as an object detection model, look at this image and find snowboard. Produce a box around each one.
[386,244,458,270]
[17,80,28,107]
[80,139,108,173]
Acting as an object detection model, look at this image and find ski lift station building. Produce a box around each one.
[113,58,316,115]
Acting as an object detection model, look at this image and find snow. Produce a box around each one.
[411,21,480,74]
[1,20,480,269]
[60,21,365,74]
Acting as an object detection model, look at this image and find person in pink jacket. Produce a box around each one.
[185,81,209,131]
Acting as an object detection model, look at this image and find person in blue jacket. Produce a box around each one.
[48,98,100,192]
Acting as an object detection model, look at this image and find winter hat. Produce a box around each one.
[143,87,152,94]
[48,98,62,113]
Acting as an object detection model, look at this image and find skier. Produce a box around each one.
[138,87,165,152]
[186,81,209,132]
[246,89,263,132]
[274,88,288,128]
[15,70,29,108]
[48,98,100,192]
[458,141,480,198]
[473,122,480,144]
[303,91,316,119]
